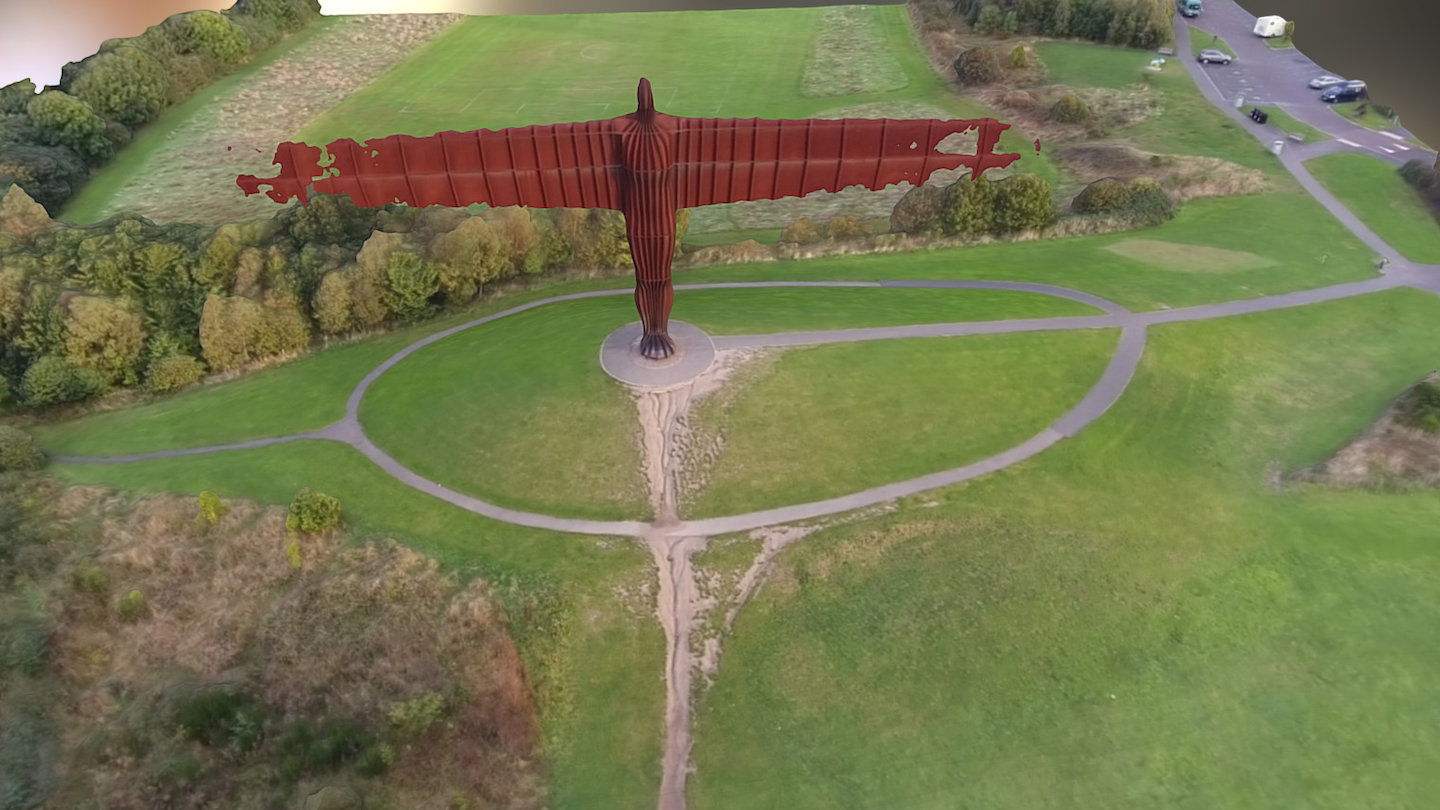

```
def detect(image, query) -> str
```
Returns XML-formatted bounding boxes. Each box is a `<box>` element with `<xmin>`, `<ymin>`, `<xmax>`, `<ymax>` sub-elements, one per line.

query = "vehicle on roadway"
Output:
<box><xmin>1197</xmin><ymin>49</ymin><xmax>1234</xmax><ymax>65</ymax></box>
<box><xmin>1321</xmin><ymin>81</ymin><xmax>1368</xmax><ymax>103</ymax></box>
<box><xmin>1178</xmin><ymin>0</ymin><xmax>1202</xmax><ymax>17</ymax></box>
<box><xmin>1309</xmin><ymin>75</ymin><xmax>1346</xmax><ymax>89</ymax></box>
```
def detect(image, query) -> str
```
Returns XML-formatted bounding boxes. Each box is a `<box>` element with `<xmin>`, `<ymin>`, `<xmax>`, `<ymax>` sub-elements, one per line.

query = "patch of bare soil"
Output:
<box><xmin>93</xmin><ymin>14</ymin><xmax>463</xmax><ymax>227</ymax></box>
<box><xmin>22</xmin><ymin>488</ymin><xmax>544</xmax><ymax>810</ymax></box>
<box><xmin>1287</xmin><ymin>375</ymin><xmax>1440</xmax><ymax>490</ymax></box>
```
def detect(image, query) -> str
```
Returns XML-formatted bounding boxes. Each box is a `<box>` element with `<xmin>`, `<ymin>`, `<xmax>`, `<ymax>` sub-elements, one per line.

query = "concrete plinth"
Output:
<box><xmin>600</xmin><ymin>321</ymin><xmax>716</xmax><ymax>389</ymax></box>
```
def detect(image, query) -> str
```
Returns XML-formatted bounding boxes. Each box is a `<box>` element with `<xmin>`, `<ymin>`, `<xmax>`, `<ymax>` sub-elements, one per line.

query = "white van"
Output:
<box><xmin>1253</xmin><ymin>16</ymin><xmax>1286</xmax><ymax>37</ymax></box>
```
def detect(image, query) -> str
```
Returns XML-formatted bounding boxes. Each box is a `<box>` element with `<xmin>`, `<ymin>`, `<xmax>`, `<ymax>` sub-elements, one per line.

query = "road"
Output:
<box><xmin>1183</xmin><ymin>0</ymin><xmax>1433</xmax><ymax>165</ymax></box>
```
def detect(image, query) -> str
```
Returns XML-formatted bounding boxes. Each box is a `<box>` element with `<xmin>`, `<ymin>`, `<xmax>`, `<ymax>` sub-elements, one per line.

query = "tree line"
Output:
<box><xmin>0</xmin><ymin>183</ymin><xmax>687</xmax><ymax>409</ymax></box>
<box><xmin>0</xmin><ymin>0</ymin><xmax>324</xmax><ymax>216</ymax></box>
<box><xmin>948</xmin><ymin>0</ymin><xmax>1176</xmax><ymax>50</ymax></box>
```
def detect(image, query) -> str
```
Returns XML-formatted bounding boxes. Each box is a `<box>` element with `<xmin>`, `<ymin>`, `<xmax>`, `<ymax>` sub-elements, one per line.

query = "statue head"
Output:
<box><xmin>636</xmin><ymin>78</ymin><xmax>655</xmax><ymax>119</ymax></box>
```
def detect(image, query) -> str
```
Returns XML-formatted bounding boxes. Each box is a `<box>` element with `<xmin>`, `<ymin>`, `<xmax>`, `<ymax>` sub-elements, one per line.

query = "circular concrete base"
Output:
<box><xmin>600</xmin><ymin>321</ymin><xmax>716</xmax><ymax>388</ymax></box>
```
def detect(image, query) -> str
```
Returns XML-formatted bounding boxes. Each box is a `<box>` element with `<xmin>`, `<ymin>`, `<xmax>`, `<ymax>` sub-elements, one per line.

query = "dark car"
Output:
<box><xmin>1321</xmin><ymin>81</ymin><xmax>1367</xmax><ymax>103</ymax></box>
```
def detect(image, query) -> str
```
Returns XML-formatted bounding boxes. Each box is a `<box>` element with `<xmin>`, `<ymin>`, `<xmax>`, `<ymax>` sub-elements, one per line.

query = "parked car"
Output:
<box><xmin>1308</xmin><ymin>75</ymin><xmax>1345</xmax><ymax>89</ymax></box>
<box><xmin>1197</xmin><ymin>49</ymin><xmax>1234</xmax><ymax>65</ymax></box>
<box><xmin>1321</xmin><ymin>81</ymin><xmax>1367</xmax><ymax>103</ymax></box>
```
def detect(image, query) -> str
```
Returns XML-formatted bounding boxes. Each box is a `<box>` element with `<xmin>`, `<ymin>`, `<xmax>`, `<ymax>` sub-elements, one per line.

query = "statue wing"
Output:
<box><xmin>669</xmin><ymin>116</ymin><xmax>1020</xmax><ymax>209</ymax></box>
<box><xmin>237</xmin><ymin>120</ymin><xmax>624</xmax><ymax>210</ymax></box>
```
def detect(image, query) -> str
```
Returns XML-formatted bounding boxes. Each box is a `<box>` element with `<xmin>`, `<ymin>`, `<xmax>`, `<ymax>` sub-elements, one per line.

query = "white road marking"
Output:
<box><xmin>1394</xmin><ymin>144</ymin><xmax>1410</xmax><ymax>151</ymax></box>
<box><xmin>1380</xmin><ymin>130</ymin><xmax>1405</xmax><ymax>141</ymax></box>
<box><xmin>1377</xmin><ymin>146</ymin><xmax>1395</xmax><ymax>154</ymax></box>
<box><xmin>1337</xmin><ymin>138</ymin><xmax>1362</xmax><ymax>148</ymax></box>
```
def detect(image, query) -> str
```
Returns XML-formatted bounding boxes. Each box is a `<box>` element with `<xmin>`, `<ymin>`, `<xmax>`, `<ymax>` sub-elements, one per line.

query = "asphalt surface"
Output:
<box><xmin>1181</xmin><ymin>0</ymin><xmax>1434</xmax><ymax>164</ymax></box>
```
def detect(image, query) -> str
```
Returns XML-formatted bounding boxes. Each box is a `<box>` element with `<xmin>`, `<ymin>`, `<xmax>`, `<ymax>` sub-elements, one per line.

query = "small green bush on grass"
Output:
<box><xmin>146</xmin><ymin>353</ymin><xmax>207</xmax><ymax>393</ymax></box>
<box><xmin>170</xmin><ymin>684</ymin><xmax>266</xmax><ymax>751</ymax></box>
<box><xmin>117</xmin><ymin>588</ymin><xmax>147</xmax><ymax>622</ymax></box>
<box><xmin>285</xmin><ymin>487</ymin><xmax>341</xmax><ymax>534</ymax></box>
<box><xmin>0</xmin><ymin>426</ymin><xmax>45</xmax><ymax>472</ymax></box>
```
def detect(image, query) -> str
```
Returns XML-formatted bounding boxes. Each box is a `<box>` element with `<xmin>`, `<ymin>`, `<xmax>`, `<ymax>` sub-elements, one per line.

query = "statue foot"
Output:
<box><xmin>639</xmin><ymin>332</ymin><xmax>676</xmax><ymax>359</ymax></box>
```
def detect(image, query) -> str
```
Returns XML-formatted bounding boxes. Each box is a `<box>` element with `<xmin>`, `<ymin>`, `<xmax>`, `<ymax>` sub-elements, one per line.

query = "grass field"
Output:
<box><xmin>1254</xmin><ymin>104</ymin><xmax>1327</xmax><ymax>143</ymax></box>
<box><xmin>45</xmin><ymin>439</ymin><xmax>665</xmax><ymax>809</ymax></box>
<box><xmin>1036</xmin><ymin>41</ymin><xmax>1290</xmax><ymax>183</ymax></box>
<box><xmin>685</xmin><ymin>329</ymin><xmax>1117</xmax><ymax>517</ymax></box>
<box><xmin>1306</xmin><ymin>152</ymin><xmax>1440</xmax><ymax>263</ymax></box>
<box><xmin>1265</xmin><ymin>35</ymin><xmax>1294</xmax><ymax>49</ymax></box>
<box><xmin>1328</xmin><ymin>100</ymin><xmax>1404</xmax><ymax>133</ymax></box>
<box><xmin>690</xmin><ymin>287</ymin><xmax>1440</xmax><ymax>809</ymax></box>
<box><xmin>1189</xmin><ymin>28</ymin><xmax>1236</xmax><ymax>60</ymax></box>
<box><xmin>58</xmin><ymin>17</ymin><xmax>346</xmax><ymax>224</ymax></box>
<box><xmin>293</xmin><ymin>5</ymin><xmax>1059</xmax><ymax>189</ymax></box>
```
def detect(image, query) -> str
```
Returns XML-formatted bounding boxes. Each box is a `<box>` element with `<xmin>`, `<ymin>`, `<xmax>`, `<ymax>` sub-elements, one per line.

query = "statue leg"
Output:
<box><xmin>635</xmin><ymin>280</ymin><xmax>675</xmax><ymax>359</ymax></box>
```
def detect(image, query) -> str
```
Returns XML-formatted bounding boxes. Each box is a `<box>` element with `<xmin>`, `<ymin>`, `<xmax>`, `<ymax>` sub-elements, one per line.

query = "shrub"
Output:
<box><xmin>890</xmin><ymin>184</ymin><xmax>948</xmax><ymax>234</ymax></box>
<box><xmin>992</xmin><ymin>174</ymin><xmax>1058</xmax><ymax>233</ymax></box>
<box><xmin>387</xmin><ymin>691</ymin><xmax>448</xmax><ymax>737</ymax></box>
<box><xmin>276</xmin><ymin>718</ymin><xmax>374</xmax><ymax>776</ymax></box>
<box><xmin>973</xmin><ymin>4</ymin><xmax>1003</xmax><ymax>34</ymax></box>
<box><xmin>1398</xmin><ymin>159</ymin><xmax>1436</xmax><ymax>190</ymax></box>
<box><xmin>953</xmin><ymin>47</ymin><xmax>1002</xmax><ymax>86</ymax></box>
<box><xmin>0</xmin><ymin>426</ymin><xmax>44</xmax><ymax>472</ymax></box>
<box><xmin>780</xmin><ymin>217</ymin><xmax>824</xmax><ymax>245</ymax></box>
<box><xmin>171</xmin><ymin>685</ymin><xmax>265</xmax><ymax>750</ymax></box>
<box><xmin>21</xmin><ymin>355</ymin><xmax>104</xmax><ymax>406</ymax></box>
<box><xmin>1124</xmin><ymin>176</ymin><xmax>1175</xmax><ymax>224</ymax></box>
<box><xmin>197</xmin><ymin>491</ymin><xmax>229</xmax><ymax>529</ymax></box>
<box><xmin>286</xmin><ymin>487</ymin><xmax>341</xmax><ymax>534</ymax></box>
<box><xmin>382</xmin><ymin>250</ymin><xmax>440</xmax><ymax>323</ymax></box>
<box><xmin>1049</xmin><ymin>93</ymin><xmax>1094</xmax><ymax>124</ymax></box>
<box><xmin>117</xmin><ymin>589</ymin><xmax>147</xmax><ymax>622</ymax></box>
<box><xmin>63</xmin><ymin>295</ymin><xmax>145</xmax><ymax>386</ymax></box>
<box><xmin>1001</xmin><ymin>10</ymin><xmax>1020</xmax><ymax>37</ymax></box>
<box><xmin>941</xmin><ymin>175</ymin><xmax>997</xmax><ymax>237</ymax></box>
<box><xmin>68</xmin><ymin>46</ymin><xmax>168</xmax><ymax>128</ymax></box>
<box><xmin>356</xmin><ymin>742</ymin><xmax>395</xmax><ymax>776</ymax></box>
<box><xmin>25</xmin><ymin>90</ymin><xmax>112</xmax><ymax>162</ymax></box>
<box><xmin>1002</xmin><ymin>89</ymin><xmax>1037</xmax><ymax>110</ymax></box>
<box><xmin>5</xmin><ymin>620</ymin><xmax>51</xmax><ymax>676</ymax></box>
<box><xmin>146</xmin><ymin>353</ymin><xmax>206</xmax><ymax>393</ymax></box>
<box><xmin>285</xmin><ymin>538</ymin><xmax>303</xmax><ymax>570</ymax></box>
<box><xmin>1071</xmin><ymin>176</ymin><xmax>1134</xmax><ymax>214</ymax></box>
<box><xmin>1403</xmin><ymin>381</ymin><xmax>1440</xmax><ymax>432</ymax></box>
<box><xmin>827</xmin><ymin>215</ymin><xmax>870</xmax><ymax>240</ymax></box>
<box><xmin>1008</xmin><ymin>44</ymin><xmax>1029</xmax><ymax>68</ymax></box>
<box><xmin>71</xmin><ymin>557</ymin><xmax>109</xmax><ymax>595</ymax></box>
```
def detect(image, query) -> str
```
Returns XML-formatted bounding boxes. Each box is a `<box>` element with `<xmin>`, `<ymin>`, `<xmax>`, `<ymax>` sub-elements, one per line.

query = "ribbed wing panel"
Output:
<box><xmin>237</xmin><ymin>120</ymin><xmax>624</xmax><ymax>210</ymax></box>
<box><xmin>670</xmin><ymin>116</ymin><xmax>1020</xmax><ymax>208</ymax></box>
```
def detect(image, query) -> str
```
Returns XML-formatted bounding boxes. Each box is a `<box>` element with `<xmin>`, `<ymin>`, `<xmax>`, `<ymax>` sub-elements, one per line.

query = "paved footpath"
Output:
<box><xmin>52</xmin><ymin>19</ymin><xmax>1440</xmax><ymax>538</ymax></box>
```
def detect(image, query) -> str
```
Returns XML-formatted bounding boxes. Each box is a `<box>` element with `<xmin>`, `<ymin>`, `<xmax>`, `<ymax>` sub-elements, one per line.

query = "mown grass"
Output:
<box><xmin>1328</xmin><ymin>100</ymin><xmax>1404</xmax><ymax>133</ymax></box>
<box><xmin>293</xmin><ymin>5</ymin><xmax>1059</xmax><ymax>190</ymax></box>
<box><xmin>1306</xmin><ymin>152</ymin><xmax>1440</xmax><ymax>263</ymax></box>
<box><xmin>1254</xmin><ymin>104</ymin><xmax>1327</xmax><ymax>143</ymax></box>
<box><xmin>58</xmin><ymin>17</ymin><xmax>346</xmax><ymax>225</ymax></box>
<box><xmin>45</xmin><ymin>440</ymin><xmax>665</xmax><ymax>810</ymax></box>
<box><xmin>690</xmin><ymin>287</ymin><xmax>1440</xmax><ymax>809</ymax></box>
<box><xmin>685</xmin><ymin>329</ymin><xmax>1117</xmax><ymax>518</ymax></box>
<box><xmin>361</xmin><ymin>288</ymin><xmax>1098</xmax><ymax>520</ymax></box>
<box><xmin>1188</xmin><ymin>28</ymin><xmax>1236</xmax><ymax>60</ymax></box>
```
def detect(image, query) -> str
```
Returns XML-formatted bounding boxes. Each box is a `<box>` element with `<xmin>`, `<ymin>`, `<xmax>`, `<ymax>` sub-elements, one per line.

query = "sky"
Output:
<box><xmin>0</xmin><ymin>0</ymin><xmax>1433</xmax><ymax>146</ymax></box>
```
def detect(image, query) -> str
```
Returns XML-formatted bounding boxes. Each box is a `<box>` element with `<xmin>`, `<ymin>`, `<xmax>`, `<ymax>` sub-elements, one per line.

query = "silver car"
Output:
<box><xmin>1309</xmin><ymin>75</ymin><xmax>1345</xmax><ymax>89</ymax></box>
<box><xmin>1197</xmin><ymin>49</ymin><xmax>1234</xmax><ymax>65</ymax></box>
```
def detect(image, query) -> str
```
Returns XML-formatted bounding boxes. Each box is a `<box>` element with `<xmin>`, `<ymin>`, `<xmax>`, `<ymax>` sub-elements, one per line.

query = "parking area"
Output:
<box><xmin>1184</xmin><ymin>0</ymin><xmax>1430</xmax><ymax>163</ymax></box>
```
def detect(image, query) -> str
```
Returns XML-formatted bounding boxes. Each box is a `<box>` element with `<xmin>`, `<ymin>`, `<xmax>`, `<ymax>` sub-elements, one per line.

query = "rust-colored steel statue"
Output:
<box><xmin>238</xmin><ymin>79</ymin><xmax>1020</xmax><ymax>358</ymax></box>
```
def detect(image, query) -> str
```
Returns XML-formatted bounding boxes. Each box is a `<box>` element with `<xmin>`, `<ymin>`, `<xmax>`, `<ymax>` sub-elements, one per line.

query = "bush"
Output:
<box><xmin>197</xmin><ymin>491</ymin><xmax>229</xmax><ymax>529</ymax></box>
<box><xmin>25</xmin><ymin>91</ymin><xmax>112</xmax><ymax>163</ymax></box>
<box><xmin>382</xmin><ymin>250</ymin><xmax>440</xmax><ymax>323</ymax></box>
<box><xmin>953</xmin><ymin>47</ymin><xmax>1002</xmax><ymax>86</ymax></box>
<box><xmin>5</xmin><ymin>620</ymin><xmax>51</xmax><ymax>677</ymax></box>
<box><xmin>145</xmin><ymin>353</ymin><xmax>206</xmax><ymax>393</ymax></box>
<box><xmin>171</xmin><ymin>685</ymin><xmax>265</xmax><ymax>750</ymax></box>
<box><xmin>286</xmin><ymin>487</ymin><xmax>341</xmax><ymax>534</ymax></box>
<box><xmin>387</xmin><ymin>691</ymin><xmax>447</xmax><ymax>737</ymax></box>
<box><xmin>0</xmin><ymin>426</ymin><xmax>45</xmax><ymax>472</ymax></box>
<box><xmin>1002</xmin><ymin>89</ymin><xmax>1037</xmax><ymax>110</ymax></box>
<box><xmin>1008</xmin><ymin>44</ymin><xmax>1029</xmax><ymax>68</ymax></box>
<box><xmin>68</xmin><ymin>46</ymin><xmax>169</xmax><ymax>128</ymax></box>
<box><xmin>890</xmin><ymin>184</ymin><xmax>948</xmax><ymax>234</ymax></box>
<box><xmin>941</xmin><ymin>175</ymin><xmax>997</xmax><ymax>237</ymax></box>
<box><xmin>20</xmin><ymin>355</ymin><xmax>104</xmax><ymax>407</ymax></box>
<box><xmin>780</xmin><ymin>217</ymin><xmax>824</xmax><ymax>245</ymax></box>
<box><xmin>1071</xmin><ymin>176</ymin><xmax>1134</xmax><ymax>214</ymax></box>
<box><xmin>1125</xmin><ymin>176</ymin><xmax>1175</xmax><ymax>225</ymax></box>
<box><xmin>1398</xmin><ymin>159</ymin><xmax>1436</xmax><ymax>191</ymax></box>
<box><xmin>973</xmin><ymin>4</ymin><xmax>1003</xmax><ymax>34</ymax></box>
<box><xmin>827</xmin><ymin>215</ymin><xmax>869</xmax><ymax>240</ymax></box>
<box><xmin>118</xmin><ymin>589</ymin><xmax>148</xmax><ymax>622</ymax></box>
<box><xmin>276</xmin><ymin>718</ymin><xmax>374</xmax><ymax>777</ymax></box>
<box><xmin>992</xmin><ymin>174</ymin><xmax>1058</xmax><ymax>233</ymax></box>
<box><xmin>356</xmin><ymin>742</ymin><xmax>395</xmax><ymax>776</ymax></box>
<box><xmin>0</xmin><ymin>143</ymin><xmax>90</xmax><ymax>215</ymax></box>
<box><xmin>285</xmin><ymin>538</ymin><xmax>303</xmax><ymax>570</ymax></box>
<box><xmin>72</xmin><ymin>557</ymin><xmax>109</xmax><ymax>596</ymax></box>
<box><xmin>1403</xmin><ymin>381</ymin><xmax>1440</xmax><ymax>432</ymax></box>
<box><xmin>1049</xmin><ymin>93</ymin><xmax>1094</xmax><ymax>124</ymax></box>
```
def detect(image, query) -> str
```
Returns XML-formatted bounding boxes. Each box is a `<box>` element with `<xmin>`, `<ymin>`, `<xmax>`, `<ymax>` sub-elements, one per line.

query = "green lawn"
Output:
<box><xmin>1265</xmin><ymin>35</ymin><xmax>1294</xmax><ymax>49</ymax></box>
<box><xmin>58</xmin><ymin>17</ymin><xmax>347</xmax><ymax>225</ymax></box>
<box><xmin>1036</xmin><ymin>41</ymin><xmax>1290</xmax><ymax>183</ymax></box>
<box><xmin>46</xmin><ymin>440</ymin><xmax>665</xmax><ymax>810</ymax></box>
<box><xmin>685</xmin><ymin>329</ymin><xmax>1117</xmax><ymax>518</ymax></box>
<box><xmin>690</xmin><ymin>287</ymin><xmax>1440</xmax><ymax>809</ymax></box>
<box><xmin>1189</xmin><ymin>28</ymin><xmax>1236</xmax><ymax>60</ymax></box>
<box><xmin>360</xmin><ymin>288</ymin><xmax>1100</xmax><ymax>520</ymax></box>
<box><xmin>1254</xmin><ymin>104</ymin><xmax>1327</xmax><ymax>143</ymax></box>
<box><xmin>293</xmin><ymin>5</ymin><xmax>1058</xmax><ymax>189</ymax></box>
<box><xmin>1328</xmin><ymin>100</ymin><xmax>1404</xmax><ymax>133</ymax></box>
<box><xmin>1306</xmin><ymin>152</ymin><xmax>1440</xmax><ymax>263</ymax></box>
